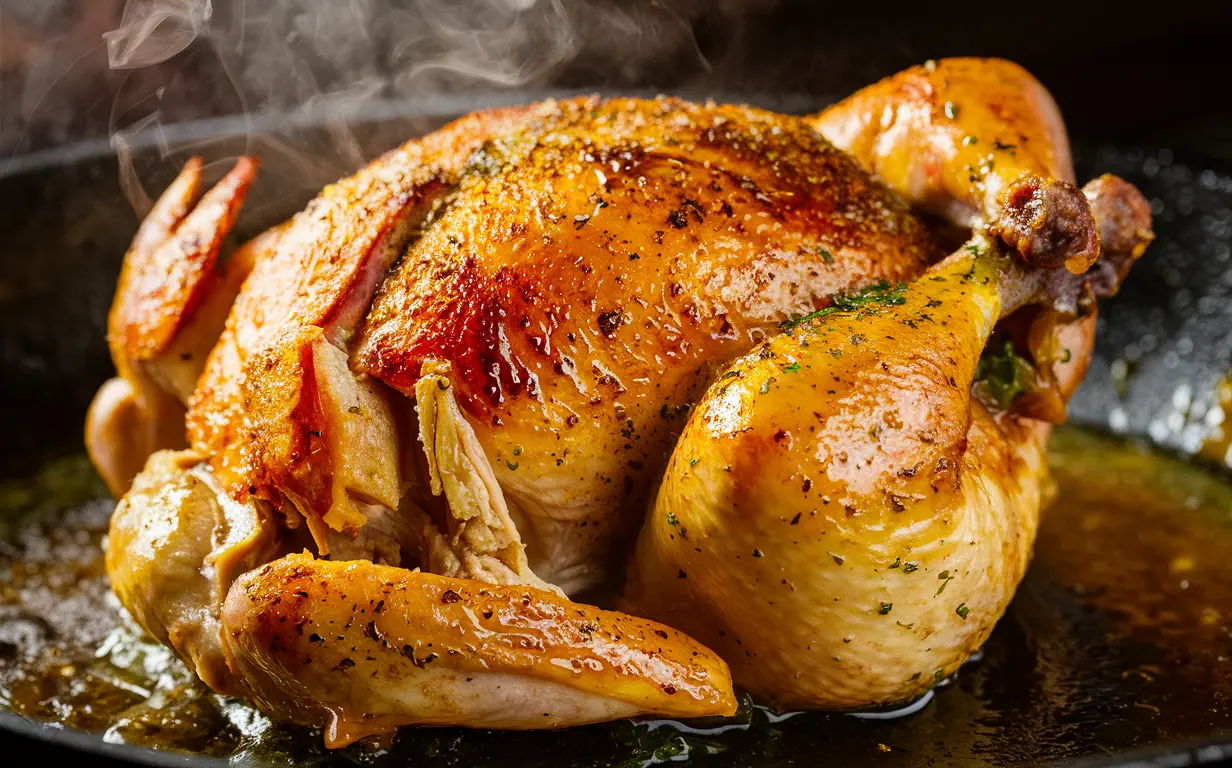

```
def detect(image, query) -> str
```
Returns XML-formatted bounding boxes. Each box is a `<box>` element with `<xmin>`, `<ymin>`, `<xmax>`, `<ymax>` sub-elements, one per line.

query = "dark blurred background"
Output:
<box><xmin>4</xmin><ymin>0</ymin><xmax>1232</xmax><ymax>169</ymax></box>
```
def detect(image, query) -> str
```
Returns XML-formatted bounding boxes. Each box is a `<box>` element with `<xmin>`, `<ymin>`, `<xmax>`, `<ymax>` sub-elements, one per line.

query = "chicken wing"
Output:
<box><xmin>85</xmin><ymin>157</ymin><xmax>265</xmax><ymax>496</ymax></box>
<box><xmin>107</xmin><ymin>455</ymin><xmax>735</xmax><ymax>745</ymax></box>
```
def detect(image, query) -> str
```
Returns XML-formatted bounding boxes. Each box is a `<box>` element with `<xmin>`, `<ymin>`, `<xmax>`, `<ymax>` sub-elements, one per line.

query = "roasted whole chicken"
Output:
<box><xmin>85</xmin><ymin>59</ymin><xmax>1152</xmax><ymax>746</ymax></box>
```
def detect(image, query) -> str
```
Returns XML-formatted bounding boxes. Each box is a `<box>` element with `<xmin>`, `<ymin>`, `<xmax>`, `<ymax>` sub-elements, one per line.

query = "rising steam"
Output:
<box><xmin>89</xmin><ymin>0</ymin><xmax>758</xmax><ymax>219</ymax></box>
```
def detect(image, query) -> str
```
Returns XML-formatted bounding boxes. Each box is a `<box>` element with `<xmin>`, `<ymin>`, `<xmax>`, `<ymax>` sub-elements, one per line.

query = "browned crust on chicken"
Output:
<box><xmin>355</xmin><ymin>96</ymin><xmax>941</xmax><ymax>418</ymax></box>
<box><xmin>109</xmin><ymin>156</ymin><xmax>258</xmax><ymax>363</ymax></box>
<box><xmin>187</xmin><ymin>105</ymin><xmax>550</xmax><ymax>507</ymax></box>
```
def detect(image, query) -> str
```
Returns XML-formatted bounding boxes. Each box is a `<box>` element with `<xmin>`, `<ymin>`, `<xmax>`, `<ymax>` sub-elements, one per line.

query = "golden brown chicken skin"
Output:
<box><xmin>354</xmin><ymin>96</ymin><xmax>940</xmax><ymax>591</ymax></box>
<box><xmin>86</xmin><ymin>158</ymin><xmax>267</xmax><ymax>497</ymax></box>
<box><xmin>225</xmin><ymin>554</ymin><xmax>735</xmax><ymax>747</ymax></box>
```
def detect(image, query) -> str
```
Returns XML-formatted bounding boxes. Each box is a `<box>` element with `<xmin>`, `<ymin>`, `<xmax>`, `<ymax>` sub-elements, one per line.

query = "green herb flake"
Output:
<box><xmin>506</xmin><ymin>460</ymin><xmax>519</xmax><ymax>471</ymax></box>
<box><xmin>878</xmin><ymin>602</ymin><xmax>893</xmax><ymax>615</ymax></box>
<box><xmin>760</xmin><ymin>379</ymin><xmax>772</xmax><ymax>395</ymax></box>
<box><xmin>782</xmin><ymin>362</ymin><xmax>801</xmax><ymax>373</ymax></box>
<box><xmin>689</xmin><ymin>457</ymin><xmax>699</xmax><ymax>467</ymax></box>
<box><xmin>934</xmin><ymin>668</ymin><xmax>945</xmax><ymax>685</ymax></box>
<box><xmin>902</xmin><ymin>561</ymin><xmax>919</xmax><ymax>574</ymax></box>
<box><xmin>944</xmin><ymin>101</ymin><xmax>960</xmax><ymax>120</ymax></box>
<box><xmin>976</xmin><ymin>340</ymin><xmax>1036</xmax><ymax>410</ymax></box>
<box><xmin>780</xmin><ymin>281</ymin><xmax>908</xmax><ymax>330</ymax></box>
<box><xmin>666</xmin><ymin>512</ymin><xmax>679</xmax><ymax>527</ymax></box>
<box><xmin>962</xmin><ymin>135</ymin><xmax>978</xmax><ymax>146</ymax></box>
<box><xmin>956</xmin><ymin>603</ymin><xmax>970</xmax><ymax>620</ymax></box>
<box><xmin>512</xmin><ymin>445</ymin><xmax>523</xmax><ymax>456</ymax></box>
<box><xmin>993</xmin><ymin>139</ymin><xmax>1018</xmax><ymax>155</ymax></box>
<box><xmin>818</xmin><ymin>247</ymin><xmax>835</xmax><ymax>264</ymax></box>
<box><xmin>889</xmin><ymin>557</ymin><xmax>902</xmax><ymax>569</ymax></box>
<box><xmin>936</xmin><ymin>570</ymin><xmax>955</xmax><ymax>596</ymax></box>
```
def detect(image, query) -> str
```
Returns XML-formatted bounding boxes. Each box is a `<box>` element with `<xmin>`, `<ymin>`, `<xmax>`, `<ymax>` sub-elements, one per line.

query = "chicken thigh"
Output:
<box><xmin>85</xmin><ymin>58</ymin><xmax>1151</xmax><ymax>743</ymax></box>
<box><xmin>621</xmin><ymin>187</ymin><xmax>1151</xmax><ymax>707</ymax></box>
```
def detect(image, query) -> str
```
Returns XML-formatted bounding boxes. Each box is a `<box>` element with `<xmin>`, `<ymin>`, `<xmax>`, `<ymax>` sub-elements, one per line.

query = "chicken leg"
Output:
<box><xmin>621</xmin><ymin>178</ymin><xmax>1152</xmax><ymax>709</ymax></box>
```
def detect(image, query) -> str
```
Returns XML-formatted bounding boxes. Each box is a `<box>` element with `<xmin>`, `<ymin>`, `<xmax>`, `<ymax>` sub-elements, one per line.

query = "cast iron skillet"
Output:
<box><xmin>2</xmin><ymin>90</ymin><xmax>1232</xmax><ymax>766</ymax></box>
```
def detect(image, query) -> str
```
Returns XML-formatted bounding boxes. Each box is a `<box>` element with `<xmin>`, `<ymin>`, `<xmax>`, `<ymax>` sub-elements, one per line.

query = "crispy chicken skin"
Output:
<box><xmin>187</xmin><ymin>105</ymin><xmax>549</xmax><ymax>545</ymax></box>
<box><xmin>355</xmin><ymin>96</ymin><xmax>941</xmax><ymax>592</ymax></box>
<box><xmin>88</xmin><ymin>59</ymin><xmax>1152</xmax><ymax>742</ymax></box>
<box><xmin>109</xmin><ymin>452</ymin><xmax>734</xmax><ymax>747</ymax></box>
<box><xmin>86</xmin><ymin>158</ymin><xmax>264</xmax><ymax>496</ymax></box>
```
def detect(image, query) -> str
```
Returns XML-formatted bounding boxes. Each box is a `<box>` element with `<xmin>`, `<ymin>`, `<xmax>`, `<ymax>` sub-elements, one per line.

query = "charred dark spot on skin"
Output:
<box><xmin>400</xmin><ymin>645</ymin><xmax>439</xmax><ymax>669</ymax></box>
<box><xmin>598</xmin><ymin>311</ymin><xmax>623</xmax><ymax>337</ymax></box>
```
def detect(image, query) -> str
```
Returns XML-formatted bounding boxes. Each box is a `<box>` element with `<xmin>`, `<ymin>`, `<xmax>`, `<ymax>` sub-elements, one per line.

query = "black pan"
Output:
<box><xmin>3</xmin><ymin>6</ymin><xmax>1232</xmax><ymax>765</ymax></box>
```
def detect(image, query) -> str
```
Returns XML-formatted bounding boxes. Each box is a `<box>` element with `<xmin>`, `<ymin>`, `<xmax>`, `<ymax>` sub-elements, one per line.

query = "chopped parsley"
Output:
<box><xmin>666</xmin><ymin>512</ymin><xmax>679</xmax><ymax>527</ymax></box>
<box><xmin>976</xmin><ymin>340</ymin><xmax>1036</xmax><ymax>410</ymax></box>
<box><xmin>506</xmin><ymin>460</ymin><xmax>519</xmax><ymax>471</ymax></box>
<box><xmin>782</xmin><ymin>362</ymin><xmax>801</xmax><ymax>373</ymax></box>
<box><xmin>689</xmin><ymin>457</ymin><xmax>699</xmax><ymax>467</ymax></box>
<box><xmin>956</xmin><ymin>603</ymin><xmax>970</xmax><ymax>620</ymax></box>
<box><xmin>902</xmin><ymin>561</ymin><xmax>919</xmax><ymax>574</ymax></box>
<box><xmin>780</xmin><ymin>281</ymin><xmax>908</xmax><ymax>330</ymax></box>
<box><xmin>879</xmin><ymin>602</ymin><xmax>893</xmax><ymax>615</ymax></box>
<box><xmin>936</xmin><ymin>570</ymin><xmax>955</xmax><ymax>596</ymax></box>
<box><xmin>818</xmin><ymin>247</ymin><xmax>835</xmax><ymax>264</ymax></box>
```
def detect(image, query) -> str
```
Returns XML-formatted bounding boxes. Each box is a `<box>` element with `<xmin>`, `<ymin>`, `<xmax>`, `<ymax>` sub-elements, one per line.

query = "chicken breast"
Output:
<box><xmin>353</xmin><ymin>96</ymin><xmax>940</xmax><ymax>592</ymax></box>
